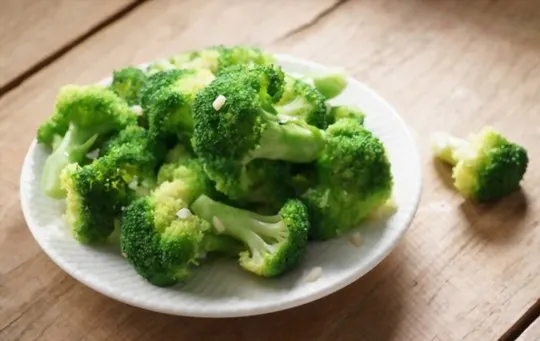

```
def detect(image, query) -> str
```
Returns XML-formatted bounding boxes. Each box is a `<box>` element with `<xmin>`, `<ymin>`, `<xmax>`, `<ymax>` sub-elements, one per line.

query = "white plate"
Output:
<box><xmin>19</xmin><ymin>54</ymin><xmax>422</xmax><ymax>318</ymax></box>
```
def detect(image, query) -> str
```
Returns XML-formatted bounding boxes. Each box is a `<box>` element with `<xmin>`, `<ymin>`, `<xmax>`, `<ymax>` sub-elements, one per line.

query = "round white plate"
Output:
<box><xmin>20</xmin><ymin>54</ymin><xmax>422</xmax><ymax>318</ymax></box>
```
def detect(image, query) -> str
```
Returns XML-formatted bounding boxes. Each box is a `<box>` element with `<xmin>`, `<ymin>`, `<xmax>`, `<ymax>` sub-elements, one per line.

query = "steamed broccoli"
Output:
<box><xmin>191</xmin><ymin>194</ymin><xmax>309</xmax><ymax>277</ymax></box>
<box><xmin>167</xmin><ymin>45</ymin><xmax>275</xmax><ymax>75</ymax></box>
<box><xmin>274</xmin><ymin>75</ymin><xmax>328</xmax><ymax>129</ymax></box>
<box><xmin>140</xmin><ymin>68</ymin><xmax>215</xmax><ymax>147</ymax></box>
<box><xmin>431</xmin><ymin>127</ymin><xmax>528</xmax><ymax>201</ymax></box>
<box><xmin>192</xmin><ymin>64</ymin><xmax>325</xmax><ymax>199</ymax></box>
<box><xmin>38</xmin><ymin>85</ymin><xmax>138</xmax><ymax>199</ymax></box>
<box><xmin>60</xmin><ymin>125</ymin><xmax>156</xmax><ymax>244</ymax></box>
<box><xmin>121</xmin><ymin>181</ymin><xmax>242</xmax><ymax>286</ymax></box>
<box><xmin>61</xmin><ymin>134</ymin><xmax>155</xmax><ymax>244</ymax></box>
<box><xmin>300</xmin><ymin>118</ymin><xmax>393</xmax><ymax>240</ymax></box>
<box><xmin>311</xmin><ymin>69</ymin><xmax>348</xmax><ymax>100</ymax></box>
<box><xmin>327</xmin><ymin>105</ymin><xmax>365</xmax><ymax>126</ymax></box>
<box><xmin>110</xmin><ymin>67</ymin><xmax>147</xmax><ymax>105</ymax></box>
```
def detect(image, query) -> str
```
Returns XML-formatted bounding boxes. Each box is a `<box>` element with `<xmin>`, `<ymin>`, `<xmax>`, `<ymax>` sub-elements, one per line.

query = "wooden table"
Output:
<box><xmin>1</xmin><ymin>0</ymin><xmax>539</xmax><ymax>340</ymax></box>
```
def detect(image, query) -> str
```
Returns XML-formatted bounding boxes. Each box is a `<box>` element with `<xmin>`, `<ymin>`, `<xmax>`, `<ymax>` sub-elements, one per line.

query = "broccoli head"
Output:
<box><xmin>191</xmin><ymin>194</ymin><xmax>309</xmax><ymax>277</ymax></box>
<box><xmin>167</xmin><ymin>45</ymin><xmax>275</xmax><ymax>75</ymax></box>
<box><xmin>311</xmin><ymin>68</ymin><xmax>348</xmax><ymax>100</ymax></box>
<box><xmin>110</xmin><ymin>67</ymin><xmax>147</xmax><ymax>105</ymax></box>
<box><xmin>61</xmin><ymin>126</ymin><xmax>156</xmax><ymax>244</ymax></box>
<box><xmin>431</xmin><ymin>127</ymin><xmax>528</xmax><ymax>201</ymax></box>
<box><xmin>326</xmin><ymin>105</ymin><xmax>365</xmax><ymax>126</ymax></box>
<box><xmin>274</xmin><ymin>75</ymin><xmax>328</xmax><ymax>129</ymax></box>
<box><xmin>38</xmin><ymin>85</ymin><xmax>138</xmax><ymax>199</ymax></box>
<box><xmin>192</xmin><ymin>64</ymin><xmax>325</xmax><ymax>199</ymax></box>
<box><xmin>140</xmin><ymin>68</ymin><xmax>215</xmax><ymax>146</ymax></box>
<box><xmin>121</xmin><ymin>180</ymin><xmax>242</xmax><ymax>286</ymax></box>
<box><xmin>301</xmin><ymin>118</ymin><xmax>393</xmax><ymax>240</ymax></box>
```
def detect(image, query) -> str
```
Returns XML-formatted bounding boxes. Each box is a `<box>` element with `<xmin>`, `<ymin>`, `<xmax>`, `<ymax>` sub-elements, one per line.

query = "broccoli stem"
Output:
<box><xmin>249</xmin><ymin>112</ymin><xmax>325</xmax><ymax>163</ymax></box>
<box><xmin>202</xmin><ymin>234</ymin><xmax>244</xmax><ymax>257</ymax></box>
<box><xmin>41</xmin><ymin>125</ymin><xmax>97</xmax><ymax>199</ymax></box>
<box><xmin>431</xmin><ymin>132</ymin><xmax>468</xmax><ymax>166</ymax></box>
<box><xmin>191</xmin><ymin>195</ymin><xmax>283</xmax><ymax>253</ymax></box>
<box><xmin>312</xmin><ymin>70</ymin><xmax>348</xmax><ymax>99</ymax></box>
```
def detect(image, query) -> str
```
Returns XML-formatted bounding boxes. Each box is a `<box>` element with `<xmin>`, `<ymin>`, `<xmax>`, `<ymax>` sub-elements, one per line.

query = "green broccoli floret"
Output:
<box><xmin>326</xmin><ymin>105</ymin><xmax>365</xmax><ymax>126</ymax></box>
<box><xmin>166</xmin><ymin>45</ymin><xmax>275</xmax><ymax>75</ymax></box>
<box><xmin>110</xmin><ymin>67</ymin><xmax>147</xmax><ymax>105</ymax></box>
<box><xmin>121</xmin><ymin>180</ymin><xmax>242</xmax><ymax>287</ymax></box>
<box><xmin>140</xmin><ymin>68</ymin><xmax>215</xmax><ymax>145</ymax></box>
<box><xmin>274</xmin><ymin>75</ymin><xmax>328</xmax><ymax>129</ymax></box>
<box><xmin>311</xmin><ymin>69</ymin><xmax>348</xmax><ymax>100</ymax></box>
<box><xmin>301</xmin><ymin>118</ymin><xmax>393</xmax><ymax>240</ymax></box>
<box><xmin>61</xmin><ymin>133</ymin><xmax>155</xmax><ymax>244</ymax></box>
<box><xmin>192</xmin><ymin>64</ymin><xmax>325</xmax><ymax>199</ymax></box>
<box><xmin>38</xmin><ymin>85</ymin><xmax>138</xmax><ymax>199</ymax></box>
<box><xmin>191</xmin><ymin>194</ymin><xmax>309</xmax><ymax>277</ymax></box>
<box><xmin>431</xmin><ymin>127</ymin><xmax>528</xmax><ymax>201</ymax></box>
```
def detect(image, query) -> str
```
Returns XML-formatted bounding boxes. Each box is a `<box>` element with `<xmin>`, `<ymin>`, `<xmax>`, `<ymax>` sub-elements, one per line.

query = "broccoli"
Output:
<box><xmin>431</xmin><ymin>127</ymin><xmax>528</xmax><ymax>201</ymax></box>
<box><xmin>274</xmin><ymin>75</ymin><xmax>328</xmax><ymax>129</ymax></box>
<box><xmin>61</xmin><ymin>126</ymin><xmax>156</xmax><ymax>244</ymax></box>
<box><xmin>326</xmin><ymin>105</ymin><xmax>365</xmax><ymax>126</ymax></box>
<box><xmin>301</xmin><ymin>118</ymin><xmax>393</xmax><ymax>240</ymax></box>
<box><xmin>192</xmin><ymin>64</ymin><xmax>325</xmax><ymax>199</ymax></box>
<box><xmin>191</xmin><ymin>194</ymin><xmax>309</xmax><ymax>277</ymax></box>
<box><xmin>38</xmin><ymin>85</ymin><xmax>138</xmax><ymax>199</ymax></box>
<box><xmin>110</xmin><ymin>67</ymin><xmax>147</xmax><ymax>105</ymax></box>
<box><xmin>121</xmin><ymin>181</ymin><xmax>243</xmax><ymax>287</ymax></box>
<box><xmin>167</xmin><ymin>45</ymin><xmax>275</xmax><ymax>75</ymax></box>
<box><xmin>139</xmin><ymin>68</ymin><xmax>215</xmax><ymax>147</ymax></box>
<box><xmin>311</xmin><ymin>69</ymin><xmax>348</xmax><ymax>100</ymax></box>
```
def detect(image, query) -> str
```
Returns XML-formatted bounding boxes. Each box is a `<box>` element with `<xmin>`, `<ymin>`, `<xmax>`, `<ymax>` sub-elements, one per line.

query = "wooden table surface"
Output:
<box><xmin>1</xmin><ymin>0</ymin><xmax>539</xmax><ymax>340</ymax></box>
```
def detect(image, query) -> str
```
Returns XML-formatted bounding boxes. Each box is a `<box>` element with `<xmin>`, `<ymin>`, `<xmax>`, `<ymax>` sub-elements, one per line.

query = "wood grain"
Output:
<box><xmin>1</xmin><ymin>0</ymin><xmax>539</xmax><ymax>340</ymax></box>
<box><xmin>0</xmin><ymin>0</ymin><xmax>135</xmax><ymax>90</ymax></box>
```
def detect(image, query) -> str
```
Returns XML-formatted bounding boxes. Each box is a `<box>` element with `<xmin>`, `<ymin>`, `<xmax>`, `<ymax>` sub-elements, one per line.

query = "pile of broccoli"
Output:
<box><xmin>48</xmin><ymin>44</ymin><xmax>530</xmax><ymax>288</ymax></box>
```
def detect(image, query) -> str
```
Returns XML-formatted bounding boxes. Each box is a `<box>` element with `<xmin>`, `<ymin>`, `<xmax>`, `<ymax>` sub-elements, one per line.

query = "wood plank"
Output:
<box><xmin>0</xmin><ymin>0</ymin><xmax>135</xmax><ymax>90</ymax></box>
<box><xmin>519</xmin><ymin>317</ymin><xmax>540</xmax><ymax>341</ymax></box>
<box><xmin>1</xmin><ymin>0</ymin><xmax>539</xmax><ymax>340</ymax></box>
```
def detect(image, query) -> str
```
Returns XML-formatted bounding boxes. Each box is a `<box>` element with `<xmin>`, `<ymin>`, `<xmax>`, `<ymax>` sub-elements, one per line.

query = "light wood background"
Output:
<box><xmin>1</xmin><ymin>0</ymin><xmax>539</xmax><ymax>340</ymax></box>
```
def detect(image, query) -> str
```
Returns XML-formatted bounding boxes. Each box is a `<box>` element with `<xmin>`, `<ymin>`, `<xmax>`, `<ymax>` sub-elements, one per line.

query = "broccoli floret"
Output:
<box><xmin>274</xmin><ymin>75</ymin><xmax>328</xmax><ymax>129</ymax></box>
<box><xmin>156</xmin><ymin>145</ymin><xmax>212</xmax><ymax>203</ymax></box>
<box><xmin>301</xmin><ymin>118</ymin><xmax>393</xmax><ymax>240</ymax></box>
<box><xmin>192</xmin><ymin>64</ymin><xmax>325</xmax><ymax>199</ymax></box>
<box><xmin>191</xmin><ymin>195</ymin><xmax>309</xmax><ymax>277</ymax></box>
<box><xmin>311</xmin><ymin>69</ymin><xmax>348</xmax><ymax>100</ymax></box>
<box><xmin>121</xmin><ymin>180</ymin><xmax>242</xmax><ymax>287</ymax></box>
<box><xmin>61</xmin><ymin>134</ymin><xmax>155</xmax><ymax>244</ymax></box>
<box><xmin>167</xmin><ymin>45</ymin><xmax>275</xmax><ymax>75</ymax></box>
<box><xmin>38</xmin><ymin>85</ymin><xmax>137</xmax><ymax>199</ymax></box>
<box><xmin>327</xmin><ymin>105</ymin><xmax>365</xmax><ymax>126</ymax></box>
<box><xmin>140</xmin><ymin>69</ymin><xmax>215</xmax><ymax>146</ymax></box>
<box><xmin>110</xmin><ymin>67</ymin><xmax>147</xmax><ymax>105</ymax></box>
<box><xmin>431</xmin><ymin>127</ymin><xmax>528</xmax><ymax>201</ymax></box>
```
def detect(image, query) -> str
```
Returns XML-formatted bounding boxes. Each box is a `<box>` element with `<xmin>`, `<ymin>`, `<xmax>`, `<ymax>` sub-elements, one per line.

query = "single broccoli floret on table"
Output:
<box><xmin>274</xmin><ymin>75</ymin><xmax>328</xmax><ymax>129</ymax></box>
<box><xmin>301</xmin><ymin>118</ymin><xmax>393</xmax><ymax>240</ymax></box>
<box><xmin>191</xmin><ymin>194</ymin><xmax>309</xmax><ymax>277</ymax></box>
<box><xmin>121</xmin><ymin>179</ymin><xmax>242</xmax><ymax>287</ymax></box>
<box><xmin>110</xmin><ymin>67</ymin><xmax>147</xmax><ymax>105</ymax></box>
<box><xmin>61</xmin><ymin>132</ymin><xmax>156</xmax><ymax>244</ymax></box>
<box><xmin>311</xmin><ymin>68</ymin><xmax>348</xmax><ymax>100</ymax></box>
<box><xmin>326</xmin><ymin>105</ymin><xmax>365</xmax><ymax>126</ymax></box>
<box><xmin>140</xmin><ymin>68</ymin><xmax>215</xmax><ymax>148</ymax></box>
<box><xmin>37</xmin><ymin>85</ymin><xmax>137</xmax><ymax>199</ymax></box>
<box><xmin>192</xmin><ymin>64</ymin><xmax>325</xmax><ymax>200</ymax></box>
<box><xmin>431</xmin><ymin>127</ymin><xmax>528</xmax><ymax>201</ymax></box>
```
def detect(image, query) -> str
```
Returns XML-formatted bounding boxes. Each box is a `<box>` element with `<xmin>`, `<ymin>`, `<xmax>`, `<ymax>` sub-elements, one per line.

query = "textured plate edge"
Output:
<box><xmin>18</xmin><ymin>53</ymin><xmax>423</xmax><ymax>318</ymax></box>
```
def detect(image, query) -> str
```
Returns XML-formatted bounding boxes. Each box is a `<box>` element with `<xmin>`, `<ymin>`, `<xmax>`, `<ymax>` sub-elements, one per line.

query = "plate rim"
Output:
<box><xmin>19</xmin><ymin>53</ymin><xmax>422</xmax><ymax>318</ymax></box>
